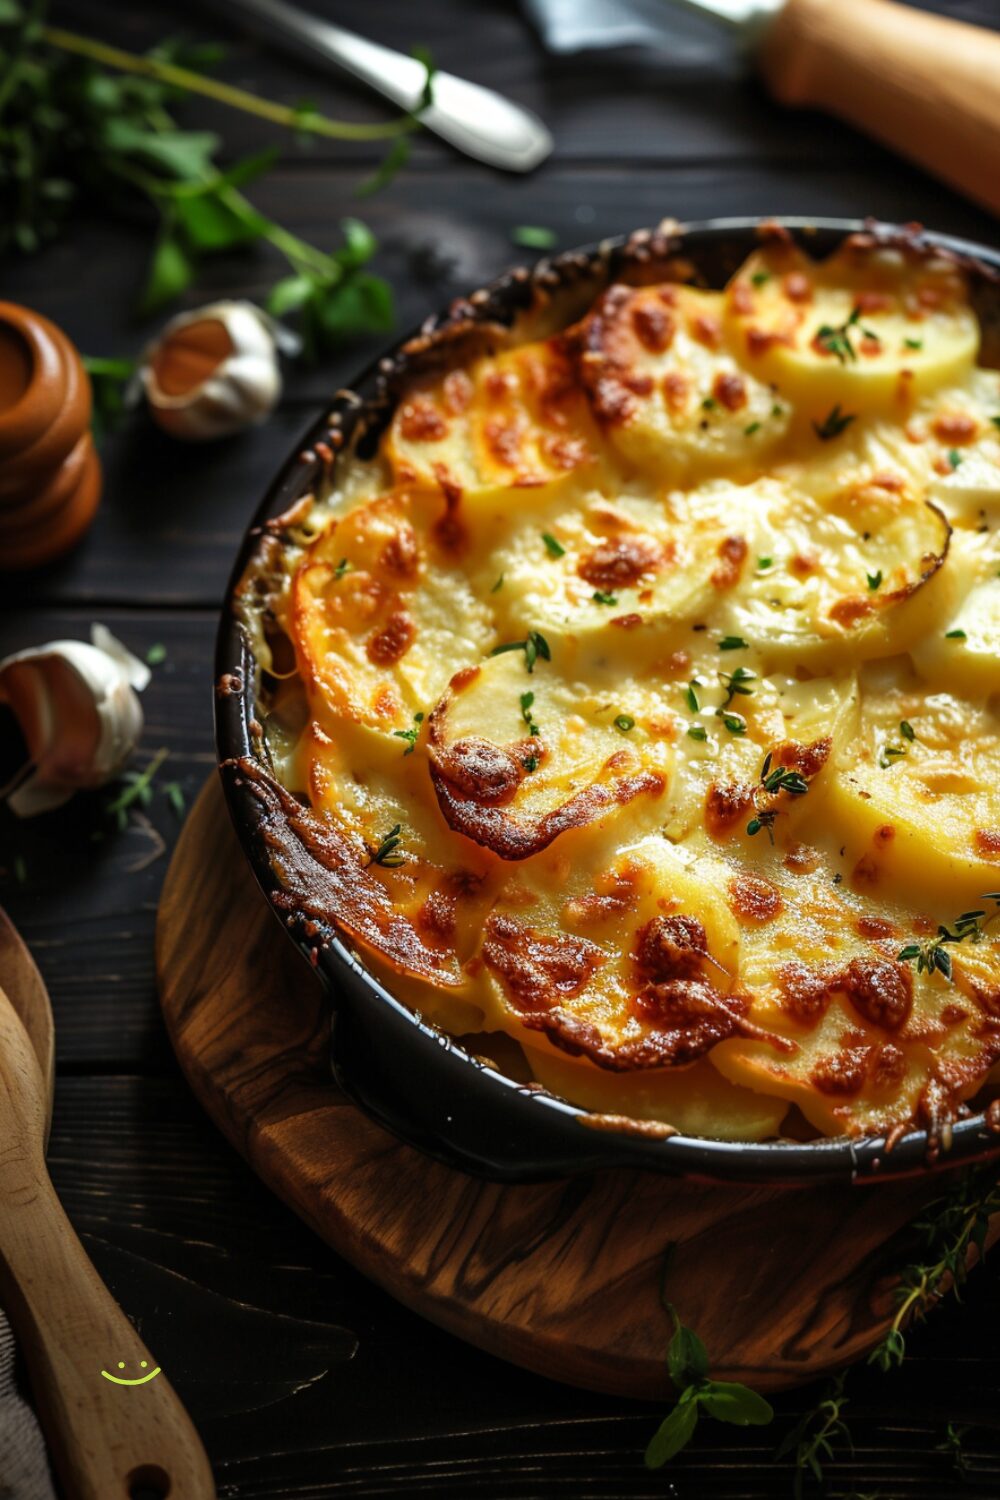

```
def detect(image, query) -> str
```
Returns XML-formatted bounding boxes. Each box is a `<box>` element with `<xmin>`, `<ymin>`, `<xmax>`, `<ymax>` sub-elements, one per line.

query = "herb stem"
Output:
<box><xmin>39</xmin><ymin>26</ymin><xmax>422</xmax><ymax>142</ymax></box>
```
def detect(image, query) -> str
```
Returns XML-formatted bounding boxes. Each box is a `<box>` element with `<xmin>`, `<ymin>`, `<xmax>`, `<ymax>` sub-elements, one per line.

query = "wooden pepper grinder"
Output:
<box><xmin>0</xmin><ymin>302</ymin><xmax>102</xmax><ymax>572</ymax></box>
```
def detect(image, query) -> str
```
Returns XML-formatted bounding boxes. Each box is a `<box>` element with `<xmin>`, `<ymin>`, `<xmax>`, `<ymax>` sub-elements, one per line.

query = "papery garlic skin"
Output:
<box><xmin>0</xmin><ymin>626</ymin><xmax>147</xmax><ymax>817</ymax></box>
<box><xmin>140</xmin><ymin>301</ymin><xmax>297</xmax><ymax>442</ymax></box>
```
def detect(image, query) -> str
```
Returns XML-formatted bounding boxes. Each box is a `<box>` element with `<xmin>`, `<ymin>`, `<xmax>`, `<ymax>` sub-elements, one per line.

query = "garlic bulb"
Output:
<box><xmin>0</xmin><ymin>624</ymin><xmax>149</xmax><ymax>818</ymax></box>
<box><xmin>139</xmin><ymin>300</ymin><xmax>300</xmax><ymax>442</ymax></box>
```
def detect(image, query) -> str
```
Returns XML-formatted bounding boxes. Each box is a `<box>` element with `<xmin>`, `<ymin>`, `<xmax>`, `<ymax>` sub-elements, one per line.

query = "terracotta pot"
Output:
<box><xmin>0</xmin><ymin>303</ymin><xmax>101</xmax><ymax>570</ymax></box>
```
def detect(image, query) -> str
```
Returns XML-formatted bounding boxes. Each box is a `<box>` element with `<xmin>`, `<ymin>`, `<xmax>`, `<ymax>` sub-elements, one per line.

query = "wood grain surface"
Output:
<box><xmin>2</xmin><ymin>0</ymin><xmax>999</xmax><ymax>1493</ymax></box>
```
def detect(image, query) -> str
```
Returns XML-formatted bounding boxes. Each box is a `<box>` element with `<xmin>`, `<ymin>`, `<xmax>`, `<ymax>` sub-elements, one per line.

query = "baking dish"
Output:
<box><xmin>216</xmin><ymin>215</ymin><xmax>1000</xmax><ymax>1184</ymax></box>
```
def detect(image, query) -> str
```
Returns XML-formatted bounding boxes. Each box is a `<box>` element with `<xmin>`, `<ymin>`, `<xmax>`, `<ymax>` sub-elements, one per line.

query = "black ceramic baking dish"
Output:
<box><xmin>216</xmin><ymin>215</ymin><xmax>1000</xmax><ymax>1186</ymax></box>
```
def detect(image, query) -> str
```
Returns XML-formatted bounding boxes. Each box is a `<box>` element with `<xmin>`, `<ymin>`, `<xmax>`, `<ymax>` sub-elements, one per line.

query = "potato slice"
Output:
<box><xmin>475</xmin><ymin>835</ymin><xmax>791</xmax><ymax>1073</ymax></box>
<box><xmin>477</xmin><ymin>483</ymin><xmax>760</xmax><ymax>676</ymax></box>
<box><xmin>290</xmin><ymin>489</ymin><xmax>494</xmax><ymax>729</ymax></box>
<box><xmin>385</xmin><ymin>337</ymin><xmax>606</xmax><ymax>501</ymax></box>
<box><xmin>529</xmin><ymin>1046</ymin><xmax>788</xmax><ymax>1140</ymax></box>
<box><xmin>708</xmin><ymin>855</ymin><xmax>1000</xmax><ymax>1137</ymax></box>
<box><xmin>814</xmin><ymin>664</ymin><xmax>1000</xmax><ymax>909</ymax></box>
<box><xmin>720</xmin><ymin>470</ymin><xmax>953</xmax><ymax>670</ymax></box>
<box><xmin>568</xmin><ymin>282</ymin><xmax>790</xmax><ymax>483</ymax></box>
<box><xmin>910</xmin><ymin>530</ymin><xmax>1000</xmax><ymax>697</ymax></box>
<box><xmin>425</xmin><ymin>651</ymin><xmax>672</xmax><ymax>860</ymax></box>
<box><xmin>723</xmin><ymin>242</ymin><xmax>979</xmax><ymax>418</ymax></box>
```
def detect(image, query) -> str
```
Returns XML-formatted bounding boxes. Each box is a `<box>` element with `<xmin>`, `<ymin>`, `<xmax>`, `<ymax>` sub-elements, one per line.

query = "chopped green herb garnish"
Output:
<box><xmin>145</xmin><ymin>643</ymin><xmax>167</xmax><ymax>666</ymax></box>
<box><xmin>614</xmin><ymin>714</ymin><xmax>635</xmax><ymax>733</ymax></box>
<box><xmin>867</xmin><ymin>570</ymin><xmax>883</xmax><ymax>591</ymax></box>
<box><xmin>897</xmin><ymin>897</ymin><xmax>1000</xmax><ymax>981</ymax></box>
<box><xmin>104</xmin><ymin>747</ymin><xmax>169</xmax><ymax>831</ymax></box>
<box><xmin>491</xmin><ymin>572</ymin><xmax>505</xmax><ymax>593</ymax></box>
<box><xmin>522</xmin><ymin>753</ymin><xmax>539</xmax><ymax>772</ymax></box>
<box><xmin>813</xmin><ymin>404</ymin><xmax>856</xmax><ymax>441</ymax></box>
<box><xmin>879</xmin><ymin>744</ymin><xmax>906</xmax><ymax>768</ymax></box>
<box><xmin>945</xmin><ymin>628</ymin><xmax>967</xmax><ymax>640</ymax></box>
<box><xmin>370</xmin><ymin>823</ymin><xmax>405</xmax><ymax>867</ymax></box>
<box><xmin>900</xmin><ymin>720</ymin><xmax>915</xmax><ymax>742</ymax></box>
<box><xmin>948</xmin><ymin>448</ymin><xmax>962</xmax><ymax>470</ymax></box>
<box><xmin>771</xmin><ymin>403</ymin><xmax>783</xmax><ymax>418</ymax></box>
<box><xmin>511</xmin><ymin>224</ymin><xmax>557</xmax><ymax>250</ymax></box>
<box><xmin>592</xmin><ymin>590</ymin><xmax>618</xmax><ymax>606</ymax></box>
<box><xmin>687</xmin><ymin>724</ymin><xmax>708</xmax><ymax>742</ymax></box>
<box><xmin>393</xmin><ymin>711</ymin><xmax>425</xmax><ymax>755</ymax></box>
<box><xmin>991</xmin><ymin>416</ymin><xmax>1000</xmax><ymax>431</ymax></box>
<box><xmin>718</xmin><ymin>636</ymin><xmax>748</xmax><ymax>651</ymax></box>
<box><xmin>757</xmin><ymin>556</ymin><xmax>773</xmax><ymax>571</ymax></box>
<box><xmin>541</xmin><ymin>531</ymin><xmax>566</xmax><ymax>558</ymax></box>
<box><xmin>520</xmin><ymin>691</ymin><xmax>540</xmax><ymax>737</ymax></box>
<box><xmin>746</xmin><ymin>753</ymin><xmax>809</xmax><ymax>843</ymax></box>
<box><xmin>904</xmin><ymin>337</ymin><xmax>923</xmax><ymax>350</ymax></box>
<box><xmin>719</xmin><ymin>666</ymin><xmax>756</xmax><ymax>706</ymax></box>
<box><xmin>164</xmin><ymin>781</ymin><xmax>186</xmax><ymax>817</ymax></box>
<box><xmin>814</xmin><ymin>306</ymin><xmax>862</xmax><ymax>364</ymax></box>
<box><xmin>490</xmin><ymin>630</ymin><xmax>551</xmax><ymax>673</ymax></box>
<box><xmin>719</xmin><ymin>711</ymin><xmax>747</xmax><ymax>736</ymax></box>
<box><xmin>744</xmin><ymin>421</ymin><xmax>761</xmax><ymax>436</ymax></box>
<box><xmin>334</xmin><ymin>557</ymin><xmax>352</xmax><ymax>580</ymax></box>
<box><xmin>684</xmin><ymin>682</ymin><xmax>700</xmax><ymax>713</ymax></box>
<box><xmin>750</xmin><ymin>271</ymin><xmax>770</xmax><ymax>287</ymax></box>
<box><xmin>701</xmin><ymin>397</ymin><xmax>717</xmax><ymax>412</ymax></box>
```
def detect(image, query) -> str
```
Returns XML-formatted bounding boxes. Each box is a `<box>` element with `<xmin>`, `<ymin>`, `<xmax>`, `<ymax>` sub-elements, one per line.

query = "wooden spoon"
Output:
<box><xmin>0</xmin><ymin>912</ymin><xmax>216</xmax><ymax>1500</ymax></box>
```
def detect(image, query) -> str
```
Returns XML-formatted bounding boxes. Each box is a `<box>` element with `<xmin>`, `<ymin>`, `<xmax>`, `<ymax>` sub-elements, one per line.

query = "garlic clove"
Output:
<box><xmin>0</xmin><ymin>625</ymin><xmax>147</xmax><ymax>817</ymax></box>
<box><xmin>139</xmin><ymin>300</ymin><xmax>298</xmax><ymax>442</ymax></box>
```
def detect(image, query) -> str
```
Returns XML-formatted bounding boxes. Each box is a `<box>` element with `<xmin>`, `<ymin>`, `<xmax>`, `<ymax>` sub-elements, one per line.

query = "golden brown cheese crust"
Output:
<box><xmin>236</xmin><ymin>233</ymin><xmax>1000</xmax><ymax>1145</ymax></box>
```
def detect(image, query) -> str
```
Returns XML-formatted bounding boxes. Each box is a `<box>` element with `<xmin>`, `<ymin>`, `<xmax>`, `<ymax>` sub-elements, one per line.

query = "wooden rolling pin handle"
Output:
<box><xmin>757</xmin><ymin>0</ymin><xmax>1000</xmax><ymax>217</ymax></box>
<box><xmin>0</xmin><ymin>992</ymin><xmax>216</xmax><ymax>1500</ymax></box>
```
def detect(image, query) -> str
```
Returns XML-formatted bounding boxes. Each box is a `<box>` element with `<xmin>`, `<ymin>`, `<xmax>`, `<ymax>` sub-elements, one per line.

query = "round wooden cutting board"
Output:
<box><xmin>156</xmin><ymin>777</ymin><xmax>999</xmax><ymax>1399</ymax></box>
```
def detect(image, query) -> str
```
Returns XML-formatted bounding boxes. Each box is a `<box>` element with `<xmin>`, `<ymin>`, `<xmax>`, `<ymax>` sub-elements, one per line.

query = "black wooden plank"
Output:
<box><xmin>43</xmin><ymin>1073</ymin><xmax>1000</xmax><ymax>1499</ymax></box>
<box><xmin>3</xmin><ymin>161</ymin><xmax>996</xmax><ymax>610</ymax></box>
<box><xmin>0</xmin><ymin>610</ymin><xmax>215</xmax><ymax>1070</ymax></box>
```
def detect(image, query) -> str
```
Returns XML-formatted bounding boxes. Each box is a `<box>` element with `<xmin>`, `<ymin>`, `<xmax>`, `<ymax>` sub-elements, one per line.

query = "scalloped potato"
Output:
<box><xmin>239</xmin><ymin>234</ymin><xmax>1000</xmax><ymax>1145</ymax></box>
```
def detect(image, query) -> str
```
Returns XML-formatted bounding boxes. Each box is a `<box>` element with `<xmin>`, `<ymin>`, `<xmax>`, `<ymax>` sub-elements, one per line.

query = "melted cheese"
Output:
<box><xmin>240</xmin><ymin>236</ymin><xmax>1000</xmax><ymax>1144</ymax></box>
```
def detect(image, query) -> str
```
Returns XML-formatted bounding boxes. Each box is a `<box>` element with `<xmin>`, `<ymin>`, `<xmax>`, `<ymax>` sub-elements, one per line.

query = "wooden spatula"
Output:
<box><xmin>0</xmin><ymin>914</ymin><xmax>216</xmax><ymax>1500</ymax></box>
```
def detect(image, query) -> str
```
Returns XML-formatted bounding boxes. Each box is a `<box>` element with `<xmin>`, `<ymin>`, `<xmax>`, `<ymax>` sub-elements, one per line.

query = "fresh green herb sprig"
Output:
<box><xmin>393</xmin><ymin>711</ymin><xmax>424</xmax><ymax>755</ymax></box>
<box><xmin>896</xmin><ymin>893</ymin><xmax>1000</xmax><ymax>981</ymax></box>
<box><xmin>719</xmin><ymin>665</ymin><xmax>756</xmax><ymax>708</ymax></box>
<box><xmin>103</xmin><ymin>746</ymin><xmax>169</xmax><ymax>830</ymax></box>
<box><xmin>541</xmin><ymin>531</ymin><xmax>565</xmax><ymax>558</ymax></box>
<box><xmin>592</xmin><ymin>589</ymin><xmax>617</xmax><ymax>606</ymax></box>
<box><xmin>776</xmin><ymin>1374</ymin><xmax>851</xmax><ymax>1500</ymax></box>
<box><xmin>520</xmin><ymin>691</ymin><xmax>540</xmax><ymax>737</ymax></box>
<box><xmin>935</xmin><ymin>1422</ymin><xmax>973</xmax><ymax>1477</ymax></box>
<box><xmin>813</xmin><ymin>404</ymin><xmax>856</xmax><ymax>441</ymax></box>
<box><xmin>369</xmin><ymin>823</ymin><xmax>406</xmax><ymax>867</ymax></box>
<box><xmin>867</xmin><ymin>1165</ymin><xmax>1000</xmax><ymax>1373</ymax></box>
<box><xmin>814</xmin><ymin>305</ymin><xmax>879</xmax><ymax>365</ymax></box>
<box><xmin>490</xmin><ymin>630</ymin><xmax>551</xmax><ymax>674</ymax></box>
<box><xmin>0</xmin><ymin>7</ymin><xmax>431</xmax><ymax>354</ymax></box>
<box><xmin>83</xmin><ymin>354</ymin><xmax>135</xmax><ymax>441</ymax></box>
<box><xmin>746</xmin><ymin>752</ymin><xmax>809</xmax><ymax>843</ymax></box>
<box><xmin>645</xmin><ymin>1296</ymin><xmax>773</xmax><ymax>1470</ymax></box>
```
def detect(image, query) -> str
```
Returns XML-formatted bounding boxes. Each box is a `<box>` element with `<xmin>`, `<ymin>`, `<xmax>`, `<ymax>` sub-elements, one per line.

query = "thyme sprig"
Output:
<box><xmin>103</xmin><ymin>746</ymin><xmax>169</xmax><ymax>829</ymax></box>
<box><xmin>747</xmin><ymin>751</ymin><xmax>809</xmax><ymax>843</ymax></box>
<box><xmin>897</xmin><ymin>894</ymin><xmax>1000</xmax><ymax>981</ymax></box>
<box><xmin>369</xmin><ymin>823</ymin><xmax>406</xmax><ymax>867</ymax></box>
<box><xmin>490</xmin><ymin>630</ymin><xmax>551</xmax><ymax>674</ymax></box>
<box><xmin>520</xmin><ymin>691</ymin><xmax>540</xmax><ymax>737</ymax></box>
<box><xmin>868</xmin><ymin>1164</ymin><xmax>1000</xmax><ymax>1372</ymax></box>
<box><xmin>813</xmin><ymin>404</ymin><xmax>856</xmax><ymax>441</ymax></box>
<box><xmin>775</xmin><ymin>1373</ymin><xmax>851</xmax><ymax>1500</ymax></box>
<box><xmin>814</xmin><ymin>305</ymin><xmax>880</xmax><ymax>365</ymax></box>
<box><xmin>392</xmin><ymin>711</ymin><xmax>424</xmax><ymax>755</ymax></box>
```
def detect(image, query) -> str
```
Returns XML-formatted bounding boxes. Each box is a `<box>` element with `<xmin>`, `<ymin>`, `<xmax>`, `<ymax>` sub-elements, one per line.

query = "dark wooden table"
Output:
<box><xmin>2</xmin><ymin>2</ymin><xmax>999</xmax><ymax>1495</ymax></box>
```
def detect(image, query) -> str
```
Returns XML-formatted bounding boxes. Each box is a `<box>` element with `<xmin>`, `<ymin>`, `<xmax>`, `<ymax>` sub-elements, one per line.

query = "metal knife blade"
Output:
<box><xmin>205</xmin><ymin>0</ymin><xmax>554</xmax><ymax>173</ymax></box>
